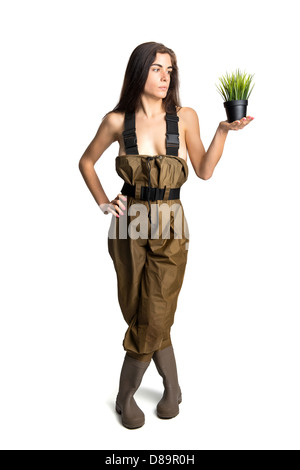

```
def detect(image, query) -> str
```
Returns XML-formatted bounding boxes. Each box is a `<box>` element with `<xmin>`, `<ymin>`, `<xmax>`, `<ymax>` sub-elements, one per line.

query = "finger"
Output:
<box><xmin>114</xmin><ymin>198</ymin><xmax>126</xmax><ymax>211</ymax></box>
<box><xmin>114</xmin><ymin>194</ymin><xmax>127</xmax><ymax>210</ymax></box>
<box><xmin>119</xmin><ymin>194</ymin><xmax>127</xmax><ymax>201</ymax></box>
<box><xmin>241</xmin><ymin>116</ymin><xmax>252</xmax><ymax>127</ymax></box>
<box><xmin>232</xmin><ymin>120</ymin><xmax>241</xmax><ymax>130</ymax></box>
<box><xmin>107</xmin><ymin>207</ymin><xmax>119</xmax><ymax>217</ymax></box>
<box><xmin>105</xmin><ymin>202</ymin><xmax>122</xmax><ymax>217</ymax></box>
<box><xmin>113</xmin><ymin>203</ymin><xmax>124</xmax><ymax>216</ymax></box>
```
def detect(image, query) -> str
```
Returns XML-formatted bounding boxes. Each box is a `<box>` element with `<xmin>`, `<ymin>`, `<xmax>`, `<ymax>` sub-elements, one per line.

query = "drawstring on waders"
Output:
<box><xmin>146</xmin><ymin>156</ymin><xmax>154</xmax><ymax>224</ymax></box>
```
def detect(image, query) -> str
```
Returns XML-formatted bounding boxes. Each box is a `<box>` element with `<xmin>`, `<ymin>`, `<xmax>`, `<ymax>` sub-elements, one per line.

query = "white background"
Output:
<box><xmin>1</xmin><ymin>0</ymin><xmax>299</xmax><ymax>450</ymax></box>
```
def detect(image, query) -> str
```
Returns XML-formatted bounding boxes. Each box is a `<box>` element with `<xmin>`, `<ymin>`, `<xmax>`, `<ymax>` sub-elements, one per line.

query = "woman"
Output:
<box><xmin>78</xmin><ymin>41</ymin><xmax>254</xmax><ymax>429</ymax></box>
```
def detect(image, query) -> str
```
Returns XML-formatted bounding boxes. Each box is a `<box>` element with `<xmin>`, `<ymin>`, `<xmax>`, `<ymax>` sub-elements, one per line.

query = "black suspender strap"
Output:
<box><xmin>165</xmin><ymin>113</ymin><xmax>179</xmax><ymax>156</ymax></box>
<box><xmin>122</xmin><ymin>112</ymin><xmax>139</xmax><ymax>155</ymax></box>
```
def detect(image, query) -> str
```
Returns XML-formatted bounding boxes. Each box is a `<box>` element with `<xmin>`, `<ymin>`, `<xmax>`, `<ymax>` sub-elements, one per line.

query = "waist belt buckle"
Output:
<box><xmin>149</xmin><ymin>186</ymin><xmax>162</xmax><ymax>201</ymax></box>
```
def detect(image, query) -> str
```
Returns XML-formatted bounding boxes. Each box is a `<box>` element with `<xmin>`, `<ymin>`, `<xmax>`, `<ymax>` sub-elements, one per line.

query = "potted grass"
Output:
<box><xmin>216</xmin><ymin>68</ymin><xmax>255</xmax><ymax>123</ymax></box>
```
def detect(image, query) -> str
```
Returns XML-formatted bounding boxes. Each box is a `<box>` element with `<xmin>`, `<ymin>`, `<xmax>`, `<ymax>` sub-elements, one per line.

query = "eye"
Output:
<box><xmin>152</xmin><ymin>68</ymin><xmax>173</xmax><ymax>73</ymax></box>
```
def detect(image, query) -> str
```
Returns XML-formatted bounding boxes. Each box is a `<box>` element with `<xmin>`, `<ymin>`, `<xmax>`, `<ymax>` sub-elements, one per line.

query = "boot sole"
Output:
<box><xmin>157</xmin><ymin>394</ymin><xmax>182</xmax><ymax>419</ymax></box>
<box><xmin>115</xmin><ymin>403</ymin><xmax>145</xmax><ymax>429</ymax></box>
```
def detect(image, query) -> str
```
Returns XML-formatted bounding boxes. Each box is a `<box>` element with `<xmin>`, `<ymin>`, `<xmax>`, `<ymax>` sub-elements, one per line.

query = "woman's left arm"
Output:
<box><xmin>184</xmin><ymin>107</ymin><xmax>254</xmax><ymax>180</ymax></box>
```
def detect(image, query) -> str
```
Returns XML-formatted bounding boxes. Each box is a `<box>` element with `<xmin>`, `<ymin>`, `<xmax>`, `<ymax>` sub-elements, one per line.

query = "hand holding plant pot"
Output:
<box><xmin>216</xmin><ymin>68</ymin><xmax>255</xmax><ymax>131</ymax></box>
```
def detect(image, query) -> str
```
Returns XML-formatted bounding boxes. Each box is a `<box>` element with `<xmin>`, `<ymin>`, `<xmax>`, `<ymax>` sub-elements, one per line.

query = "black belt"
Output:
<box><xmin>121</xmin><ymin>182</ymin><xmax>181</xmax><ymax>201</ymax></box>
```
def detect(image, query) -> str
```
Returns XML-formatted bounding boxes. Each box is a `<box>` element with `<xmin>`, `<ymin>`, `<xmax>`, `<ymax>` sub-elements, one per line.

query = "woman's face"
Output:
<box><xmin>143</xmin><ymin>53</ymin><xmax>173</xmax><ymax>99</ymax></box>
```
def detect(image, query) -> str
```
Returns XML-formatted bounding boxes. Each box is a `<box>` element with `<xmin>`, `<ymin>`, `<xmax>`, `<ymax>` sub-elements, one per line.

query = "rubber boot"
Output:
<box><xmin>152</xmin><ymin>345</ymin><xmax>182</xmax><ymax>419</ymax></box>
<box><xmin>115</xmin><ymin>353</ymin><xmax>151</xmax><ymax>429</ymax></box>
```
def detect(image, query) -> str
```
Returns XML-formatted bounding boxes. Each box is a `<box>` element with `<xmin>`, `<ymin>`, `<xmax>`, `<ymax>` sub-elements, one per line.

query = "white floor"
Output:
<box><xmin>2</xmin><ymin>333</ymin><xmax>299</xmax><ymax>451</ymax></box>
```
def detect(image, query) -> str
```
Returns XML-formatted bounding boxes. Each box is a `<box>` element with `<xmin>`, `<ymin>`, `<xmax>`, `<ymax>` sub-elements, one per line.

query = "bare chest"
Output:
<box><xmin>117</xmin><ymin>114</ymin><xmax>187</xmax><ymax>161</ymax></box>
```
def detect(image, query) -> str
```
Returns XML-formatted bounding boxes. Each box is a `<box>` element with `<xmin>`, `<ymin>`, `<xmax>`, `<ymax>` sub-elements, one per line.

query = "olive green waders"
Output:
<box><xmin>108</xmin><ymin>109</ymin><xmax>190</xmax><ymax>362</ymax></box>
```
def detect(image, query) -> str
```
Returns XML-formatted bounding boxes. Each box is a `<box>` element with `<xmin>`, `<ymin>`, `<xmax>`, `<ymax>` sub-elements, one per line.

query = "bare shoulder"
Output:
<box><xmin>176</xmin><ymin>106</ymin><xmax>199</xmax><ymax>119</ymax></box>
<box><xmin>176</xmin><ymin>106</ymin><xmax>199</xmax><ymax>130</ymax></box>
<box><xmin>101</xmin><ymin>111</ymin><xmax>125</xmax><ymax>140</ymax></box>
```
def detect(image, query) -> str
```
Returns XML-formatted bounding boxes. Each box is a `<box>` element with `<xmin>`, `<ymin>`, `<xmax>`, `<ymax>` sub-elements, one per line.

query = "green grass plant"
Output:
<box><xmin>216</xmin><ymin>68</ymin><xmax>255</xmax><ymax>101</ymax></box>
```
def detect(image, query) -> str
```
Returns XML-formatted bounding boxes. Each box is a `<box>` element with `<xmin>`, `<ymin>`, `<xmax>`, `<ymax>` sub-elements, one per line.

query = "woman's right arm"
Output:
<box><xmin>78</xmin><ymin>113</ymin><xmax>126</xmax><ymax>217</ymax></box>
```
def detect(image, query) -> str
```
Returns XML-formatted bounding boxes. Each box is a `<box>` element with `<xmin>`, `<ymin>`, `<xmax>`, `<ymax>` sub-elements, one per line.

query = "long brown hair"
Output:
<box><xmin>103</xmin><ymin>42</ymin><xmax>182</xmax><ymax>119</ymax></box>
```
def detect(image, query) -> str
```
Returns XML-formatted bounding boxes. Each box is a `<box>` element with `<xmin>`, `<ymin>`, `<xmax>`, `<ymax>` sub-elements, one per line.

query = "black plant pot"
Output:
<box><xmin>223</xmin><ymin>99</ymin><xmax>248</xmax><ymax>123</ymax></box>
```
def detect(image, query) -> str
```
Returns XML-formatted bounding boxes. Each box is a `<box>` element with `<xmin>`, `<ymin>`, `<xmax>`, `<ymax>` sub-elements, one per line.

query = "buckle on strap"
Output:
<box><xmin>123</xmin><ymin>133</ymin><xmax>137</xmax><ymax>148</ymax></box>
<box><xmin>166</xmin><ymin>132</ymin><xmax>179</xmax><ymax>146</ymax></box>
<box><xmin>123</xmin><ymin>128</ymin><xmax>136</xmax><ymax>136</ymax></box>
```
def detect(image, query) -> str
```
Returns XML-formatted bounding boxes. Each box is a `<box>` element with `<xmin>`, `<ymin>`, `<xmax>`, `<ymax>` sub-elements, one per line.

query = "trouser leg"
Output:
<box><xmin>108</xmin><ymin>217</ymin><xmax>188</xmax><ymax>362</ymax></box>
<box><xmin>126</xmin><ymin>235</ymin><xmax>188</xmax><ymax>359</ymax></box>
<box><xmin>108</xmin><ymin>234</ymin><xmax>147</xmax><ymax>327</ymax></box>
<box><xmin>108</xmin><ymin>233</ymin><xmax>149</xmax><ymax>361</ymax></box>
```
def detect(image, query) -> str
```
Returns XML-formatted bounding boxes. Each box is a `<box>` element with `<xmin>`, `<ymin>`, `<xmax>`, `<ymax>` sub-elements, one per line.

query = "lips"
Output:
<box><xmin>159</xmin><ymin>87</ymin><xmax>167</xmax><ymax>90</ymax></box>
